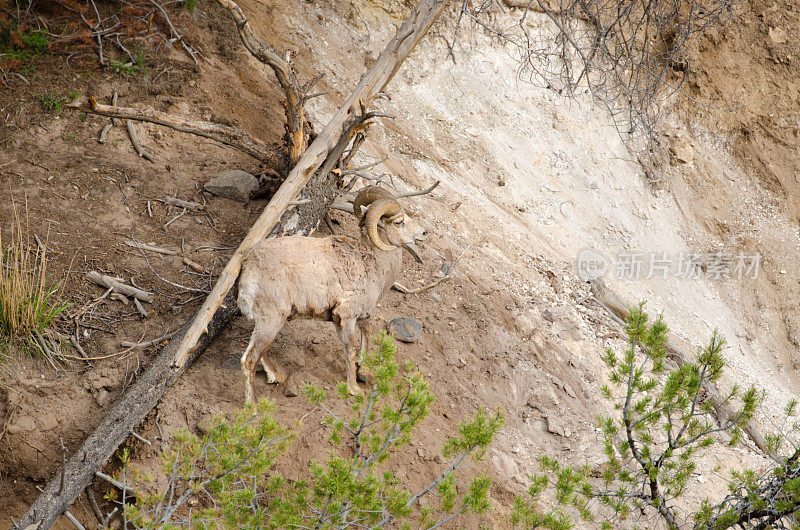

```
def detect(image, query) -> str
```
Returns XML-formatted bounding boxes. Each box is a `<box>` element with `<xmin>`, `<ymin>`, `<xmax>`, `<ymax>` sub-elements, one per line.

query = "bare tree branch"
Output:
<box><xmin>215</xmin><ymin>0</ymin><xmax>310</xmax><ymax>163</ymax></box>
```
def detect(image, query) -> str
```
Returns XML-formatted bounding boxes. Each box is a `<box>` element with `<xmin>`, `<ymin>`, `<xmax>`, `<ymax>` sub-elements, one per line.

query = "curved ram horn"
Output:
<box><xmin>365</xmin><ymin>198</ymin><xmax>402</xmax><ymax>252</ymax></box>
<box><xmin>353</xmin><ymin>186</ymin><xmax>395</xmax><ymax>218</ymax></box>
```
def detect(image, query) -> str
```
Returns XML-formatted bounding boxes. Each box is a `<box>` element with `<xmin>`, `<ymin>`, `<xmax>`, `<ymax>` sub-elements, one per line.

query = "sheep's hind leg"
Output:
<box><xmin>241</xmin><ymin>320</ymin><xmax>285</xmax><ymax>405</ymax></box>
<box><xmin>336</xmin><ymin>319</ymin><xmax>361</xmax><ymax>395</ymax></box>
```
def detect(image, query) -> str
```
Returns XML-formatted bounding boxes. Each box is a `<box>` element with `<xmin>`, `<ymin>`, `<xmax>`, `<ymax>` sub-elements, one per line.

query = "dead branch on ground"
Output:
<box><xmin>85</xmin><ymin>271</ymin><xmax>154</xmax><ymax>303</ymax></box>
<box><xmin>394</xmin><ymin>242</ymin><xmax>471</xmax><ymax>294</ymax></box>
<box><xmin>331</xmin><ymin>179</ymin><xmax>440</xmax><ymax>214</ymax></box>
<box><xmin>98</xmin><ymin>90</ymin><xmax>117</xmax><ymax>142</ymax></box>
<box><xmin>121</xmin><ymin>329</ymin><xmax>178</xmax><ymax>349</ymax></box>
<box><xmin>123</xmin><ymin>240</ymin><xmax>178</xmax><ymax>256</ymax></box>
<box><xmin>68</xmin><ymin>96</ymin><xmax>280</xmax><ymax>163</ymax></box>
<box><xmin>161</xmin><ymin>197</ymin><xmax>203</xmax><ymax>211</ymax></box>
<box><xmin>125</xmin><ymin>119</ymin><xmax>155</xmax><ymax>162</ymax></box>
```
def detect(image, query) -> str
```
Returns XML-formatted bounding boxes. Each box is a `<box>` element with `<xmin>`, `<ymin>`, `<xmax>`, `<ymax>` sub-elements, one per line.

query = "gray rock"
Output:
<box><xmin>96</xmin><ymin>388</ymin><xmax>110</xmax><ymax>407</ymax></box>
<box><xmin>388</xmin><ymin>317</ymin><xmax>423</xmax><ymax>343</ymax></box>
<box><xmin>283</xmin><ymin>373</ymin><xmax>300</xmax><ymax>398</ymax></box>
<box><xmin>7</xmin><ymin>415</ymin><xmax>36</xmax><ymax>435</ymax></box>
<box><xmin>669</xmin><ymin>136</ymin><xmax>694</xmax><ymax>164</ymax></box>
<box><xmin>544</xmin><ymin>413</ymin><xmax>573</xmax><ymax>438</ymax></box>
<box><xmin>204</xmin><ymin>170</ymin><xmax>258</xmax><ymax>203</ymax></box>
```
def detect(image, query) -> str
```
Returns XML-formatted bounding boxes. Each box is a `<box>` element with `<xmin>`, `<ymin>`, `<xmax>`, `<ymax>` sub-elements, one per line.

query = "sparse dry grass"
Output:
<box><xmin>0</xmin><ymin>202</ymin><xmax>68</xmax><ymax>358</ymax></box>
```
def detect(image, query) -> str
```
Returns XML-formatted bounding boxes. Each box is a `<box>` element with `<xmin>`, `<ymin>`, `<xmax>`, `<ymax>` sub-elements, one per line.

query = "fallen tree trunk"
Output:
<box><xmin>589</xmin><ymin>278</ymin><xmax>773</xmax><ymax>458</ymax></box>
<box><xmin>16</xmin><ymin>1</ymin><xmax>445</xmax><ymax>528</ymax></box>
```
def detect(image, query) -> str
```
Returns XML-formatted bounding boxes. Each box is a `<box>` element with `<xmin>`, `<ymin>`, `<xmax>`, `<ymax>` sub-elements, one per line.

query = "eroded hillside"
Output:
<box><xmin>1</xmin><ymin>0</ymin><xmax>799</xmax><ymax>527</ymax></box>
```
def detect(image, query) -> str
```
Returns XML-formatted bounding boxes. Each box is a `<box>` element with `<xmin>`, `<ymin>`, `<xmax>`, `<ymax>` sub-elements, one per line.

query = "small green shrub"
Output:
<box><xmin>513</xmin><ymin>305</ymin><xmax>800</xmax><ymax>529</ymax></box>
<box><xmin>21</xmin><ymin>30</ymin><xmax>47</xmax><ymax>53</ymax></box>
<box><xmin>37</xmin><ymin>90</ymin><xmax>77</xmax><ymax>113</ymax></box>
<box><xmin>109</xmin><ymin>58</ymin><xmax>142</xmax><ymax>77</ymax></box>
<box><xmin>38</xmin><ymin>92</ymin><xmax>66</xmax><ymax>113</ymax></box>
<box><xmin>122</xmin><ymin>333</ymin><xmax>503</xmax><ymax>527</ymax></box>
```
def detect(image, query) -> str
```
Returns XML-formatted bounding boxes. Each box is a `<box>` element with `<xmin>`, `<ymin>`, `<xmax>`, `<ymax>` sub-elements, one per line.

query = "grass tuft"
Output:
<box><xmin>0</xmin><ymin>202</ymin><xmax>69</xmax><ymax>358</ymax></box>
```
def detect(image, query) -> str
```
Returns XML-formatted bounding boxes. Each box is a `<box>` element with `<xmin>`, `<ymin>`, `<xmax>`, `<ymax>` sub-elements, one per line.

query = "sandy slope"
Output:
<box><xmin>1</xmin><ymin>0</ymin><xmax>798</xmax><ymax>527</ymax></box>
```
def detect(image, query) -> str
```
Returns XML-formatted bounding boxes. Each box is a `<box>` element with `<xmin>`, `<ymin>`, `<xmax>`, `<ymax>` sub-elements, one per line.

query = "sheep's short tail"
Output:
<box><xmin>237</xmin><ymin>274</ymin><xmax>258</xmax><ymax>321</ymax></box>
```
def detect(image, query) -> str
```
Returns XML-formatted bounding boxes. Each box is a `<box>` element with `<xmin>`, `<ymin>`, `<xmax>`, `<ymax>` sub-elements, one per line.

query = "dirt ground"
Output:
<box><xmin>1</xmin><ymin>0</ymin><xmax>799</xmax><ymax>528</ymax></box>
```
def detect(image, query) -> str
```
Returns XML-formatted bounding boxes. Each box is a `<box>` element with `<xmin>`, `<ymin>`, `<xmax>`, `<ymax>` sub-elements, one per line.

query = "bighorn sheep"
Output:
<box><xmin>237</xmin><ymin>187</ymin><xmax>427</xmax><ymax>404</ymax></box>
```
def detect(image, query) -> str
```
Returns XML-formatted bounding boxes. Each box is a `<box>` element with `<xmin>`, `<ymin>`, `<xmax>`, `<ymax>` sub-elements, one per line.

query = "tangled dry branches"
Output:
<box><xmin>459</xmin><ymin>0</ymin><xmax>733</xmax><ymax>162</ymax></box>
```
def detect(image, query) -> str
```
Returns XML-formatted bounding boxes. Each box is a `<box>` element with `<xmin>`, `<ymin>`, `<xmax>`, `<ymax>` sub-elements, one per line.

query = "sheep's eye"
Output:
<box><xmin>395</xmin><ymin>220</ymin><xmax>404</xmax><ymax>226</ymax></box>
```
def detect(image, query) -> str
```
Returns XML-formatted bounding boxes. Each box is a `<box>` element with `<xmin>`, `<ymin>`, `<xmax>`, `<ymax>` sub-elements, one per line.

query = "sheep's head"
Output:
<box><xmin>355</xmin><ymin>188</ymin><xmax>426</xmax><ymax>263</ymax></box>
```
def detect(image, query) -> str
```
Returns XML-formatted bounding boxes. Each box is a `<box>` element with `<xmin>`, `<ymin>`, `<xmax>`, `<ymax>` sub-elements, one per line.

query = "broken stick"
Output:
<box><xmin>125</xmin><ymin>119</ymin><xmax>155</xmax><ymax>162</ymax></box>
<box><xmin>68</xmin><ymin>97</ymin><xmax>280</xmax><ymax>163</ymax></box>
<box><xmin>123</xmin><ymin>241</ymin><xmax>179</xmax><ymax>255</ymax></box>
<box><xmin>85</xmin><ymin>271</ymin><xmax>153</xmax><ymax>304</ymax></box>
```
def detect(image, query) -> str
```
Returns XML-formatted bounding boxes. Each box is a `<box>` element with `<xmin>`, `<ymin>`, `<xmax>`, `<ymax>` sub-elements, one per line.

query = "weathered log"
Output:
<box><xmin>589</xmin><ymin>278</ymin><xmax>773</xmax><ymax>457</ymax></box>
<box><xmin>16</xmin><ymin>2</ymin><xmax>445</xmax><ymax>527</ymax></box>
<box><xmin>13</xmin><ymin>292</ymin><xmax>237</xmax><ymax>530</ymax></box>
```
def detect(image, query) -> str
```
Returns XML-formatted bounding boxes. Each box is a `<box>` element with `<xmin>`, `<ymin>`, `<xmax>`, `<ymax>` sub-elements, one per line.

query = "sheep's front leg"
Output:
<box><xmin>357</xmin><ymin>319</ymin><xmax>370</xmax><ymax>362</ymax></box>
<box><xmin>241</xmin><ymin>320</ymin><xmax>285</xmax><ymax>405</ymax></box>
<box><xmin>356</xmin><ymin>318</ymin><xmax>373</xmax><ymax>384</ymax></box>
<box><xmin>336</xmin><ymin>319</ymin><xmax>361</xmax><ymax>395</ymax></box>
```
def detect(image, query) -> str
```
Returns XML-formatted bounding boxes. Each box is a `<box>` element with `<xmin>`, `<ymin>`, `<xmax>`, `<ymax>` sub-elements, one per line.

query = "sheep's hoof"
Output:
<box><xmin>266</xmin><ymin>370</ymin><xmax>287</xmax><ymax>385</ymax></box>
<box><xmin>260</xmin><ymin>359</ymin><xmax>286</xmax><ymax>384</ymax></box>
<box><xmin>347</xmin><ymin>383</ymin><xmax>364</xmax><ymax>396</ymax></box>
<box><xmin>356</xmin><ymin>366</ymin><xmax>374</xmax><ymax>385</ymax></box>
